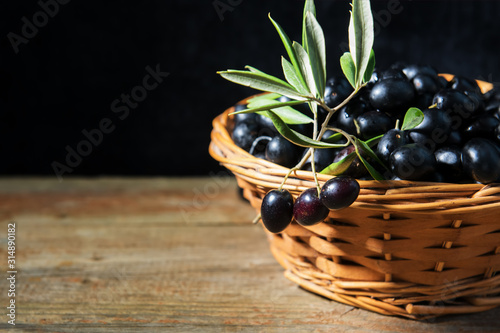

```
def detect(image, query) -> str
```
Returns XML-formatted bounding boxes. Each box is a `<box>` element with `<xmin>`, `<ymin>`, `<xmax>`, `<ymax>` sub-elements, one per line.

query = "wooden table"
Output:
<box><xmin>0</xmin><ymin>177</ymin><xmax>498</xmax><ymax>332</ymax></box>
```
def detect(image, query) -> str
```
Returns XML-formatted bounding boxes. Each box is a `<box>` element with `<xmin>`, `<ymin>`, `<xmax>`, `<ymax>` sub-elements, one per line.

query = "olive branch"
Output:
<box><xmin>217</xmin><ymin>0</ymin><xmax>423</xmax><ymax>192</ymax></box>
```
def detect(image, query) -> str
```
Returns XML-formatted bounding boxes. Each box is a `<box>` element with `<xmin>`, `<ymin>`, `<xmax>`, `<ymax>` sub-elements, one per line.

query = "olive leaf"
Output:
<box><xmin>356</xmin><ymin>134</ymin><xmax>389</xmax><ymax>170</ymax></box>
<box><xmin>305</xmin><ymin>11</ymin><xmax>326</xmax><ymax>99</ymax></box>
<box><xmin>340</xmin><ymin>52</ymin><xmax>356</xmax><ymax>88</ymax></box>
<box><xmin>282</xmin><ymin>57</ymin><xmax>309</xmax><ymax>95</ymax></box>
<box><xmin>245</xmin><ymin>65</ymin><xmax>265</xmax><ymax>74</ymax></box>
<box><xmin>322</xmin><ymin>131</ymin><xmax>345</xmax><ymax>143</ymax></box>
<box><xmin>231</xmin><ymin>101</ymin><xmax>313</xmax><ymax>125</ymax></box>
<box><xmin>356</xmin><ymin>135</ymin><xmax>386</xmax><ymax>169</ymax></box>
<box><xmin>259</xmin><ymin>108</ymin><xmax>313</xmax><ymax>125</ymax></box>
<box><xmin>349</xmin><ymin>0</ymin><xmax>374</xmax><ymax>87</ymax></box>
<box><xmin>320</xmin><ymin>135</ymin><xmax>387</xmax><ymax>178</ymax></box>
<box><xmin>246</xmin><ymin>98</ymin><xmax>306</xmax><ymax>110</ymax></box>
<box><xmin>247</xmin><ymin>93</ymin><xmax>282</xmax><ymax>103</ymax></box>
<box><xmin>302</xmin><ymin>0</ymin><xmax>316</xmax><ymax>47</ymax></box>
<box><xmin>218</xmin><ymin>69</ymin><xmax>311</xmax><ymax>101</ymax></box>
<box><xmin>269</xmin><ymin>14</ymin><xmax>309</xmax><ymax>91</ymax></box>
<box><xmin>293</xmin><ymin>42</ymin><xmax>318</xmax><ymax>98</ymax></box>
<box><xmin>354</xmin><ymin>137</ymin><xmax>387</xmax><ymax>180</ymax></box>
<box><xmin>401</xmin><ymin>107</ymin><xmax>424</xmax><ymax>131</ymax></box>
<box><xmin>219</xmin><ymin>0</ymin><xmax>385</xmax><ymax>181</ymax></box>
<box><xmin>363</xmin><ymin>49</ymin><xmax>376</xmax><ymax>83</ymax></box>
<box><xmin>320</xmin><ymin>152</ymin><xmax>356</xmax><ymax>175</ymax></box>
<box><xmin>357</xmin><ymin>153</ymin><xmax>385</xmax><ymax>180</ymax></box>
<box><xmin>364</xmin><ymin>134</ymin><xmax>383</xmax><ymax>146</ymax></box>
<box><xmin>265</xmin><ymin>110</ymin><xmax>347</xmax><ymax>148</ymax></box>
<box><xmin>247</xmin><ymin>99</ymin><xmax>313</xmax><ymax>124</ymax></box>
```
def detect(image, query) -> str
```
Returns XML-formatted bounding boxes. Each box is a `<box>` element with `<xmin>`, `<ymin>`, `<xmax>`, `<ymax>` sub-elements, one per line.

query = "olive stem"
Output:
<box><xmin>277</xmin><ymin>166</ymin><xmax>299</xmax><ymax>191</ymax></box>
<box><xmin>276</xmin><ymin>83</ymin><xmax>365</xmax><ymax>192</ymax></box>
<box><xmin>312</xmin><ymin>102</ymin><xmax>319</xmax><ymax>144</ymax></box>
<box><xmin>310</xmin><ymin>148</ymin><xmax>321</xmax><ymax>196</ymax></box>
<box><xmin>353</xmin><ymin>119</ymin><xmax>362</xmax><ymax>137</ymax></box>
<box><xmin>248</xmin><ymin>136</ymin><xmax>272</xmax><ymax>156</ymax></box>
<box><xmin>314</xmin><ymin>83</ymin><xmax>366</xmax><ymax>143</ymax></box>
<box><xmin>324</xmin><ymin>127</ymin><xmax>355</xmax><ymax>147</ymax></box>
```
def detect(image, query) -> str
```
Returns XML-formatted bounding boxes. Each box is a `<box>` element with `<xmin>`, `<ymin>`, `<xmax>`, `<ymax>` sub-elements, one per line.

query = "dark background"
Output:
<box><xmin>0</xmin><ymin>0</ymin><xmax>499</xmax><ymax>177</ymax></box>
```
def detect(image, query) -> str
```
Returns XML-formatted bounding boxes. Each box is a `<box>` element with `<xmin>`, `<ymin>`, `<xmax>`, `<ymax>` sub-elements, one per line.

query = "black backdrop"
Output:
<box><xmin>0</xmin><ymin>0</ymin><xmax>499</xmax><ymax>177</ymax></box>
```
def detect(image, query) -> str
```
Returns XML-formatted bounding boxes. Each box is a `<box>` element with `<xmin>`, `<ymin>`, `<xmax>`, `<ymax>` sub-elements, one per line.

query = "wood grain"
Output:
<box><xmin>0</xmin><ymin>177</ymin><xmax>498</xmax><ymax>332</ymax></box>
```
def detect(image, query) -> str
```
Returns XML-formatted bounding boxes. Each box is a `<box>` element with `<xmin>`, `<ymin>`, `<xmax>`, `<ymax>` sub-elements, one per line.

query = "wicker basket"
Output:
<box><xmin>208</xmin><ymin>77</ymin><xmax>500</xmax><ymax>320</ymax></box>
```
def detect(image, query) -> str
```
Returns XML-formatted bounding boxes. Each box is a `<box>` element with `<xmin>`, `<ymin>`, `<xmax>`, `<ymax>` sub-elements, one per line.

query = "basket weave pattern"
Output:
<box><xmin>209</xmin><ymin>92</ymin><xmax>500</xmax><ymax>319</ymax></box>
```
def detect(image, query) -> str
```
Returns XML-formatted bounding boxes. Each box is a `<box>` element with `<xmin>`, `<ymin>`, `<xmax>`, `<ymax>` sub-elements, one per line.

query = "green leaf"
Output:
<box><xmin>302</xmin><ymin>0</ymin><xmax>316</xmax><ymax>47</ymax></box>
<box><xmin>293</xmin><ymin>42</ymin><xmax>317</xmax><ymax>97</ymax></box>
<box><xmin>268</xmin><ymin>14</ymin><xmax>308</xmax><ymax>91</ymax></box>
<box><xmin>320</xmin><ymin>135</ymin><xmax>387</xmax><ymax>177</ymax></box>
<box><xmin>266</xmin><ymin>110</ymin><xmax>346</xmax><ymax>148</ymax></box>
<box><xmin>365</xmin><ymin>134</ymin><xmax>384</xmax><ymax>146</ymax></box>
<box><xmin>320</xmin><ymin>152</ymin><xmax>356</xmax><ymax>175</ymax></box>
<box><xmin>282</xmin><ymin>57</ymin><xmax>309</xmax><ymax>95</ymax></box>
<box><xmin>351</xmin><ymin>138</ymin><xmax>385</xmax><ymax>180</ymax></box>
<box><xmin>231</xmin><ymin>99</ymin><xmax>306</xmax><ymax>114</ymax></box>
<box><xmin>349</xmin><ymin>0</ymin><xmax>374</xmax><ymax>86</ymax></box>
<box><xmin>355</xmin><ymin>142</ymin><xmax>385</xmax><ymax>180</ymax></box>
<box><xmin>322</xmin><ymin>132</ymin><xmax>345</xmax><ymax>143</ymax></box>
<box><xmin>355</xmin><ymin>137</ymin><xmax>389</xmax><ymax>171</ymax></box>
<box><xmin>305</xmin><ymin>11</ymin><xmax>326</xmax><ymax>99</ymax></box>
<box><xmin>401</xmin><ymin>107</ymin><xmax>424</xmax><ymax>131</ymax></box>
<box><xmin>218</xmin><ymin>69</ymin><xmax>310</xmax><ymax>101</ymax></box>
<box><xmin>245</xmin><ymin>65</ymin><xmax>265</xmax><ymax>74</ymax></box>
<box><xmin>309</xmin><ymin>100</ymin><xmax>317</xmax><ymax>117</ymax></box>
<box><xmin>358</xmin><ymin>153</ymin><xmax>385</xmax><ymax>180</ymax></box>
<box><xmin>247</xmin><ymin>93</ymin><xmax>282</xmax><ymax>103</ymax></box>
<box><xmin>247</xmin><ymin>99</ymin><xmax>313</xmax><ymax>125</ymax></box>
<box><xmin>340</xmin><ymin>52</ymin><xmax>356</xmax><ymax>88</ymax></box>
<box><xmin>259</xmin><ymin>108</ymin><xmax>312</xmax><ymax>125</ymax></box>
<box><xmin>363</xmin><ymin>49</ymin><xmax>376</xmax><ymax>83</ymax></box>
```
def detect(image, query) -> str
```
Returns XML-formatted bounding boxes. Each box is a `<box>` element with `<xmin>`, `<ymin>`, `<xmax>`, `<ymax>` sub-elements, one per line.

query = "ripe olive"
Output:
<box><xmin>336</xmin><ymin>98</ymin><xmax>368</xmax><ymax>134</ymax></box>
<box><xmin>293</xmin><ymin>188</ymin><xmax>330</xmax><ymax>226</ymax></box>
<box><xmin>432</xmin><ymin>89</ymin><xmax>477</xmax><ymax>129</ymax></box>
<box><xmin>265</xmin><ymin>136</ymin><xmax>302</xmax><ymax>168</ymax></box>
<box><xmin>324</xmin><ymin>76</ymin><xmax>353</xmax><ymax>108</ymax></box>
<box><xmin>462</xmin><ymin>138</ymin><xmax>500</xmax><ymax>184</ymax></box>
<box><xmin>449</xmin><ymin>75</ymin><xmax>481</xmax><ymax>93</ymax></box>
<box><xmin>464</xmin><ymin>114</ymin><xmax>500</xmax><ymax>140</ymax></box>
<box><xmin>378</xmin><ymin>68</ymin><xmax>406</xmax><ymax>80</ymax></box>
<box><xmin>408</xmin><ymin>109</ymin><xmax>452</xmax><ymax>151</ymax></box>
<box><xmin>402</xmin><ymin>64</ymin><xmax>438</xmax><ymax>80</ymax></box>
<box><xmin>390</xmin><ymin>143</ymin><xmax>437</xmax><ymax>181</ymax></box>
<box><xmin>233</xmin><ymin>104</ymin><xmax>257</xmax><ymax>127</ymax></box>
<box><xmin>434</xmin><ymin>146</ymin><xmax>464</xmax><ymax>181</ymax></box>
<box><xmin>256</xmin><ymin>114</ymin><xmax>278</xmax><ymax>135</ymax></box>
<box><xmin>320</xmin><ymin>176</ymin><xmax>360</xmax><ymax>210</ymax></box>
<box><xmin>261</xmin><ymin>189</ymin><xmax>294</xmax><ymax>233</ymax></box>
<box><xmin>412</xmin><ymin>74</ymin><xmax>440</xmax><ymax>95</ymax></box>
<box><xmin>232</xmin><ymin>123</ymin><xmax>258</xmax><ymax>151</ymax></box>
<box><xmin>369</xmin><ymin>78</ymin><xmax>415</xmax><ymax>113</ymax></box>
<box><xmin>356</xmin><ymin>110</ymin><xmax>394</xmax><ymax>140</ymax></box>
<box><xmin>377</xmin><ymin>128</ymin><xmax>410</xmax><ymax>164</ymax></box>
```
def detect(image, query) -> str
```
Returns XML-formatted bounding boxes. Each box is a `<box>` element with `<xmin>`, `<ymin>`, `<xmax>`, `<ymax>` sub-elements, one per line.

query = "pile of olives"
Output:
<box><xmin>261</xmin><ymin>177</ymin><xmax>360</xmax><ymax>233</ymax></box>
<box><xmin>231</xmin><ymin>63</ymin><xmax>500</xmax><ymax>233</ymax></box>
<box><xmin>232</xmin><ymin>62</ymin><xmax>500</xmax><ymax>184</ymax></box>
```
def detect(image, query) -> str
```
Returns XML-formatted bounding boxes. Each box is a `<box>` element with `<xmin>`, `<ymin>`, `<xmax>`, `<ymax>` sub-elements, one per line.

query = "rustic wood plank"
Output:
<box><xmin>0</xmin><ymin>176</ymin><xmax>255</xmax><ymax>225</ymax></box>
<box><xmin>0</xmin><ymin>177</ymin><xmax>498</xmax><ymax>332</ymax></box>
